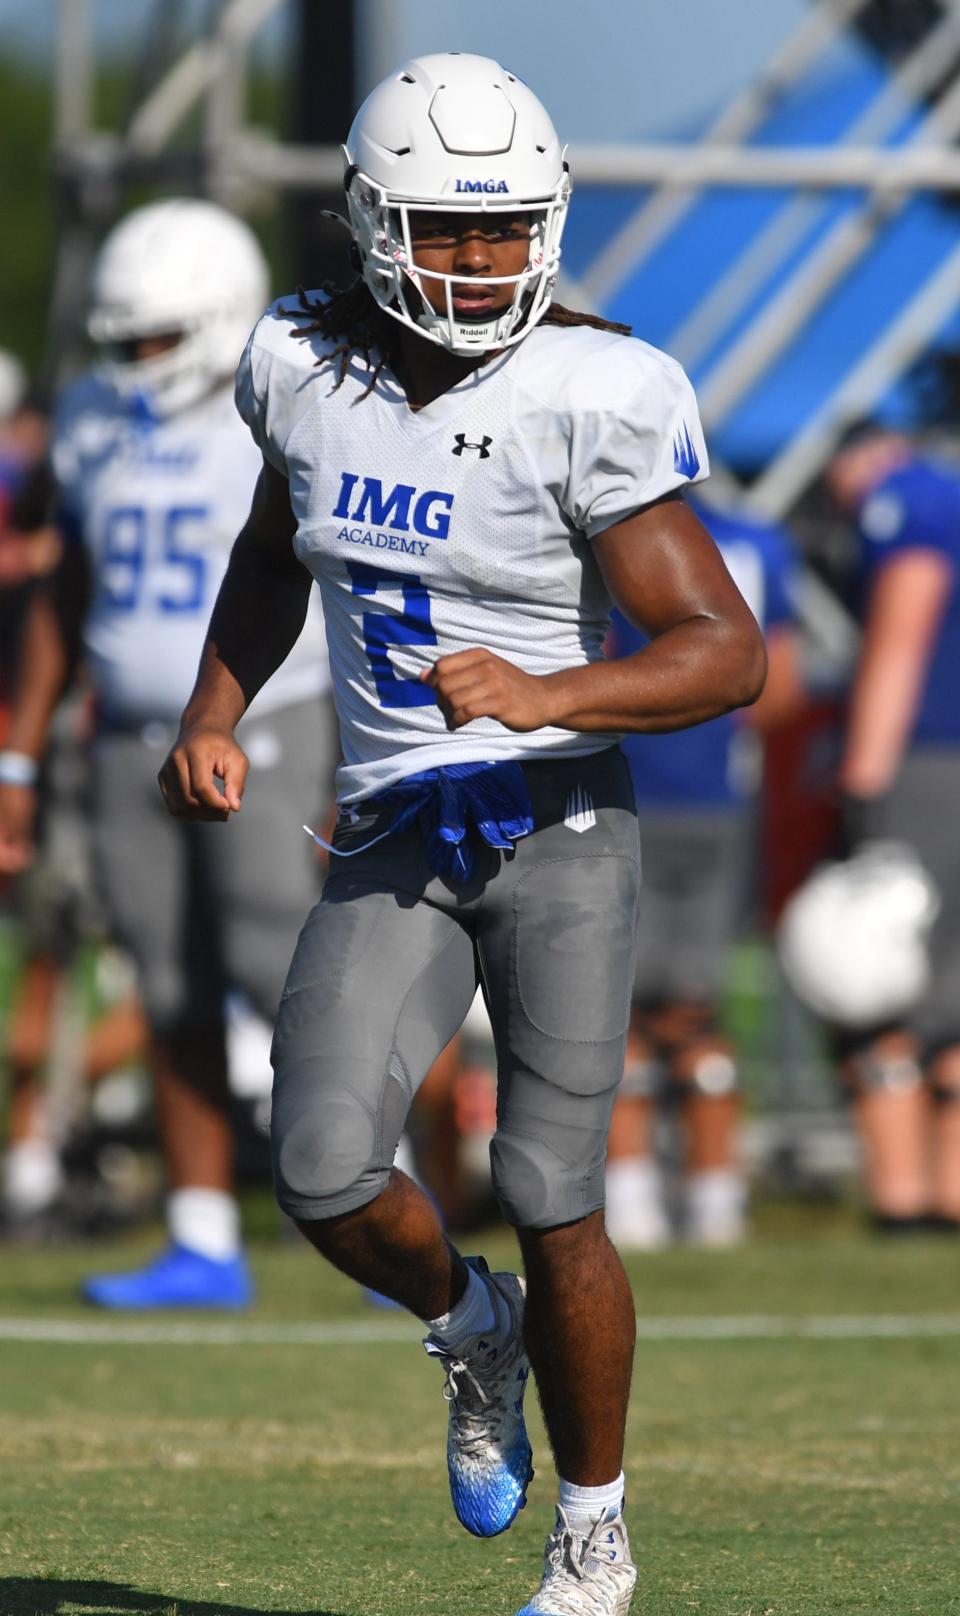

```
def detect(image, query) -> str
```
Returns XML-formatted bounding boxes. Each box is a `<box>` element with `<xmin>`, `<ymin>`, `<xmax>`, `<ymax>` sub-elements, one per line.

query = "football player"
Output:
<box><xmin>822</xmin><ymin>424</ymin><xmax>960</xmax><ymax>1232</ymax></box>
<box><xmin>0</xmin><ymin>199</ymin><xmax>334</xmax><ymax>1306</ymax></box>
<box><xmin>159</xmin><ymin>56</ymin><xmax>765</xmax><ymax>1616</ymax></box>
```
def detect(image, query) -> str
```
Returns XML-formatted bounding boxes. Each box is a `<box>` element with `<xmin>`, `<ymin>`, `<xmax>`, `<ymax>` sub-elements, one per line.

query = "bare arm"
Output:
<box><xmin>424</xmin><ymin>493</ymin><xmax>767</xmax><ymax>732</ymax></box>
<box><xmin>159</xmin><ymin>460</ymin><xmax>311</xmax><ymax>820</ymax></box>
<box><xmin>4</xmin><ymin>589</ymin><xmax>70</xmax><ymax>758</ymax></box>
<box><xmin>840</xmin><ymin>549</ymin><xmax>952</xmax><ymax>798</ymax></box>
<box><xmin>0</xmin><ymin>546</ymin><xmax>87</xmax><ymax>873</ymax></box>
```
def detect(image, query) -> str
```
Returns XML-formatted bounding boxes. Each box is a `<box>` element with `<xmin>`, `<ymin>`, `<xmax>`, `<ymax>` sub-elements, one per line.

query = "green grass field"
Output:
<box><xmin>2</xmin><ymin>1211</ymin><xmax>960</xmax><ymax>1616</ymax></box>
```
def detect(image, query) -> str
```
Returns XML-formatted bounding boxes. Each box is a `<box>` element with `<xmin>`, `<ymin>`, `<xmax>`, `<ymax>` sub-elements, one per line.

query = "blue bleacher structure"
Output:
<box><xmin>562</xmin><ymin>12</ymin><xmax>960</xmax><ymax>490</ymax></box>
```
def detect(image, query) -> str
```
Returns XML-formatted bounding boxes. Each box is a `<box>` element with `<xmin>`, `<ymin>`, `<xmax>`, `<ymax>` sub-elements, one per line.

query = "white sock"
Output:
<box><xmin>605</xmin><ymin>1156</ymin><xmax>671</xmax><ymax>1249</ymax></box>
<box><xmin>427</xmin><ymin>1263</ymin><xmax>497</xmax><ymax>1351</ymax></box>
<box><xmin>2</xmin><ymin>1140</ymin><xmax>63</xmax><ymax>1216</ymax></box>
<box><xmin>558</xmin><ymin>1471</ymin><xmax>625</xmax><ymax>1529</ymax></box>
<box><xmin>167</xmin><ymin>1188</ymin><xmax>242</xmax><ymax>1261</ymax></box>
<box><xmin>606</xmin><ymin>1156</ymin><xmax>664</xmax><ymax>1214</ymax></box>
<box><xmin>685</xmin><ymin>1168</ymin><xmax>747</xmax><ymax>1246</ymax></box>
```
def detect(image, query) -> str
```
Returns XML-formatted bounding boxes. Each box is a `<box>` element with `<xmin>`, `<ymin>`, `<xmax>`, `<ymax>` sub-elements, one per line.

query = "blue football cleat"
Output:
<box><xmin>81</xmin><ymin>1243</ymin><xmax>254</xmax><ymax>1310</ymax></box>
<box><xmin>423</xmin><ymin>1255</ymin><xmax>533</xmax><ymax>1537</ymax></box>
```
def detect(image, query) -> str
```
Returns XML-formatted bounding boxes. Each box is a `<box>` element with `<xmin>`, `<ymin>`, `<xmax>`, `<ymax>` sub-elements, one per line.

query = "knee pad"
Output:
<box><xmin>490</xmin><ymin>1129</ymin><xmax>606</xmax><ymax>1230</ymax></box>
<box><xmin>846</xmin><ymin>1049</ymin><xmax>924</xmax><ymax>1097</ymax></box>
<box><xmin>271</xmin><ymin>1069</ymin><xmax>407</xmax><ymax>1220</ymax></box>
<box><xmin>686</xmin><ymin>1051</ymin><xmax>739</xmax><ymax>1098</ymax></box>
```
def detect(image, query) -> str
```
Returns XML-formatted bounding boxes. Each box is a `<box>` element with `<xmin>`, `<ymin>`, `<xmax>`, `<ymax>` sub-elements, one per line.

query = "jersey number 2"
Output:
<box><xmin>347</xmin><ymin>561</ymin><xmax>437</xmax><ymax>708</ymax></box>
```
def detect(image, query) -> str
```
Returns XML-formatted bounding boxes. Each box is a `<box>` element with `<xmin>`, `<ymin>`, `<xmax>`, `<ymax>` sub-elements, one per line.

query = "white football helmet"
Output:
<box><xmin>343</xmin><ymin>53</ymin><xmax>570</xmax><ymax>355</ymax></box>
<box><xmin>87</xmin><ymin>198</ymin><xmax>269</xmax><ymax>417</ymax></box>
<box><xmin>777</xmin><ymin>842</ymin><xmax>940</xmax><ymax>1029</ymax></box>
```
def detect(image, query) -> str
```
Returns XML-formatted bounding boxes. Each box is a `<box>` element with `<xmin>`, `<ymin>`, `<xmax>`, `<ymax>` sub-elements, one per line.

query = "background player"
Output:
<box><xmin>822</xmin><ymin>424</ymin><xmax>960</xmax><ymax>1231</ymax></box>
<box><xmin>159</xmin><ymin>54</ymin><xmax>765</xmax><ymax>1616</ymax></box>
<box><xmin>0</xmin><ymin>198</ymin><xmax>334</xmax><ymax>1306</ymax></box>
<box><xmin>605</xmin><ymin>497</ymin><xmax>803</xmax><ymax>1249</ymax></box>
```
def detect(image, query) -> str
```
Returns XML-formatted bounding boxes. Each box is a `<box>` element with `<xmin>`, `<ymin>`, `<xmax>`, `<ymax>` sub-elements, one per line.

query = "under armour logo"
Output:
<box><xmin>673</xmin><ymin>422</ymin><xmax>701</xmax><ymax>479</ymax></box>
<box><xmin>452</xmin><ymin>434</ymin><xmax>493</xmax><ymax>458</ymax></box>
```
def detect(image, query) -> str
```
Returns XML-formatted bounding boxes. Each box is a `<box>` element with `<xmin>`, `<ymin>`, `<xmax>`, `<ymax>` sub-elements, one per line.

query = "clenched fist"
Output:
<box><xmin>158</xmin><ymin>725</ymin><xmax>249</xmax><ymax>821</ymax></box>
<box><xmin>421</xmin><ymin>649</ymin><xmax>556</xmax><ymax>733</ymax></box>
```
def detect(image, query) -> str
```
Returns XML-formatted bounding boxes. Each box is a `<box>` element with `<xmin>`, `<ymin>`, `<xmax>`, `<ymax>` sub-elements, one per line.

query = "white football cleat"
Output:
<box><xmin>515</xmin><ymin>1505</ymin><xmax>637</xmax><ymax>1615</ymax></box>
<box><xmin>423</xmin><ymin>1255</ymin><xmax>533</xmax><ymax>1537</ymax></box>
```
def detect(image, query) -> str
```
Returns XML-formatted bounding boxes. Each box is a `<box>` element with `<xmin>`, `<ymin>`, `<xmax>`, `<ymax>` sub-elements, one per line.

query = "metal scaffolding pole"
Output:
<box><xmin>229</xmin><ymin>134</ymin><xmax>960</xmax><ymax>194</ymax></box>
<box><xmin>54</xmin><ymin>0</ymin><xmax>94</xmax><ymax>148</ymax></box>
<box><xmin>46</xmin><ymin>0</ymin><xmax>111</xmax><ymax>390</ymax></box>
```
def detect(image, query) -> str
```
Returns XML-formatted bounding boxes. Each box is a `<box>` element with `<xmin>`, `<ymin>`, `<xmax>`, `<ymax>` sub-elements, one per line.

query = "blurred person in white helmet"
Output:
<box><xmin>0</xmin><ymin>198</ymin><xmax>335</xmax><ymax>1304</ymax></box>
<box><xmin>788</xmin><ymin>423</ymin><xmax>960</xmax><ymax>1235</ymax></box>
<box><xmin>158</xmin><ymin>56</ymin><xmax>765</xmax><ymax>1614</ymax></box>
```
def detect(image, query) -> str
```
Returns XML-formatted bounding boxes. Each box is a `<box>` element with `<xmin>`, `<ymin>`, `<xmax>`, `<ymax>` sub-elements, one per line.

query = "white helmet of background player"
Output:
<box><xmin>777</xmin><ymin>842</ymin><xmax>940</xmax><ymax>1029</ymax></box>
<box><xmin>87</xmin><ymin>198</ymin><xmax>269</xmax><ymax>417</ymax></box>
<box><xmin>343</xmin><ymin>52</ymin><xmax>570</xmax><ymax>355</ymax></box>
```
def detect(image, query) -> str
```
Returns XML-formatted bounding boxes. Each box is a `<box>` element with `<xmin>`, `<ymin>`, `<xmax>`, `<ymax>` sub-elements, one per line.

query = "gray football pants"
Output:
<box><xmin>271</xmin><ymin>747</ymin><xmax>641</xmax><ymax>1231</ymax></box>
<box><xmin>91</xmin><ymin>697</ymin><xmax>336</xmax><ymax>1036</ymax></box>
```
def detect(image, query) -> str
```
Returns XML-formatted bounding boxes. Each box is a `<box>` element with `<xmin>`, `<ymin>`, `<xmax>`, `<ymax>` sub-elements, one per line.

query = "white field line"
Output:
<box><xmin>0</xmin><ymin>1313</ymin><xmax>959</xmax><ymax>1347</ymax></box>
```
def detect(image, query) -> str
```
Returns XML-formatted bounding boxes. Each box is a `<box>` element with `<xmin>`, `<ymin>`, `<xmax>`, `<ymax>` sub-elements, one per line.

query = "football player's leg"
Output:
<box><xmin>895</xmin><ymin>750</ymin><xmax>960</xmax><ymax>1226</ymax></box>
<box><xmin>269</xmin><ymin>862</ymin><xmax>477</xmax><ymax>1314</ymax></box>
<box><xmin>83</xmin><ymin>731</ymin><xmax>247</xmax><ymax>1308</ymax></box>
<box><xmin>605</xmin><ymin>810</ymin><xmax>676</xmax><ymax>1252</ymax></box>
<box><xmin>2</xmin><ymin>953</ymin><xmax>65</xmax><ymax>1226</ymax></box>
<box><xmin>839</xmin><ymin>1028</ymin><xmax>930</xmax><ymax>1224</ymax></box>
<box><xmin>271</xmin><ymin>851</ymin><xmax>537</xmax><ymax>1537</ymax></box>
<box><xmin>640</xmin><ymin>811</ymin><xmax>747</xmax><ymax>1245</ymax></box>
<box><xmin>845</xmin><ymin>749</ymin><xmax>960</xmax><ymax>1229</ymax></box>
<box><xmin>928</xmin><ymin>1038</ymin><xmax>960</xmax><ymax>1226</ymax></box>
<box><xmin>916</xmin><ymin>882</ymin><xmax>960</xmax><ymax>1226</ymax></box>
<box><xmin>480</xmin><ymin>750</ymin><xmax>641</xmax><ymax>1491</ymax></box>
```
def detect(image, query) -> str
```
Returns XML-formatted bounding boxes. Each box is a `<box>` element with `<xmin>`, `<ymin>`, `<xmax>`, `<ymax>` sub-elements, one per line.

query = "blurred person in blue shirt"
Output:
<box><xmin>825</xmin><ymin>426</ymin><xmax>960</xmax><ymax>1232</ymax></box>
<box><xmin>606</xmin><ymin>499</ymin><xmax>803</xmax><ymax>1248</ymax></box>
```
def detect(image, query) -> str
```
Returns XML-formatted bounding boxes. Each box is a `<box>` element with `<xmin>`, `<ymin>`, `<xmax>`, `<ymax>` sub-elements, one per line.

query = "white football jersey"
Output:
<box><xmin>237</xmin><ymin>295</ymin><xmax>708</xmax><ymax>801</ymax></box>
<box><xmin>52</xmin><ymin>375</ymin><xmax>328</xmax><ymax>727</ymax></box>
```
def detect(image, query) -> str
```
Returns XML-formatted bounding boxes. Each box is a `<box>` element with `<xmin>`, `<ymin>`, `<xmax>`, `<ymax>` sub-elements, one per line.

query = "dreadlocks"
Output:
<box><xmin>290</xmin><ymin>280</ymin><xmax>631</xmax><ymax>400</ymax></box>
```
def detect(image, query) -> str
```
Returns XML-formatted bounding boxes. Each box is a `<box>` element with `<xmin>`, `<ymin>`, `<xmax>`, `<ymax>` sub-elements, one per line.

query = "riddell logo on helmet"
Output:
<box><xmin>454</xmin><ymin>179</ymin><xmax>510</xmax><ymax>193</ymax></box>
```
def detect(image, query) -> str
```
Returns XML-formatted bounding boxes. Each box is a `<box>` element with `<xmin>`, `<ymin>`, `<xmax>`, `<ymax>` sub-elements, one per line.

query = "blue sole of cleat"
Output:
<box><xmin>459</xmin><ymin>1461</ymin><xmax>535</xmax><ymax>1538</ymax></box>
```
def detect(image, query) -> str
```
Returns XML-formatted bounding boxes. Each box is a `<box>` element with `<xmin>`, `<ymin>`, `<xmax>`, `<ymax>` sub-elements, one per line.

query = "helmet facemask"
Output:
<box><xmin>87</xmin><ymin>316</ymin><xmax>224</xmax><ymax>418</ymax></box>
<box><xmin>345</xmin><ymin>170</ymin><xmax>570</xmax><ymax>356</ymax></box>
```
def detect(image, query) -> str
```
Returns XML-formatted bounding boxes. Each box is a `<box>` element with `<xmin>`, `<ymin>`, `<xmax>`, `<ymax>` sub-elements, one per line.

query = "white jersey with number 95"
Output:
<box><xmin>52</xmin><ymin>375</ymin><xmax>327</xmax><ymax>727</ymax></box>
